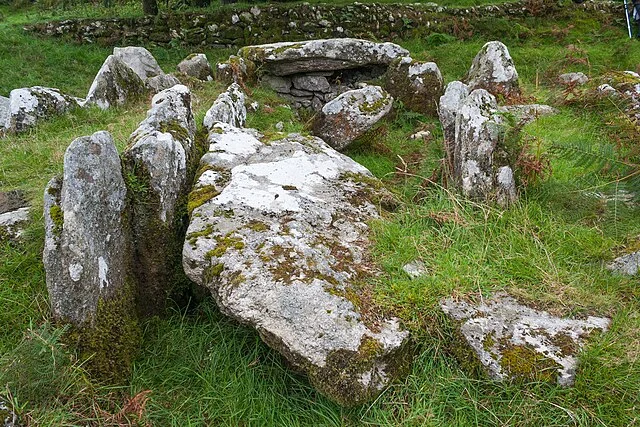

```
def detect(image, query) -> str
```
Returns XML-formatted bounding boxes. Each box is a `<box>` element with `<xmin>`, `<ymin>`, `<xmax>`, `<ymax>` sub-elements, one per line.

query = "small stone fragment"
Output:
<box><xmin>441</xmin><ymin>293</ymin><xmax>610</xmax><ymax>386</ymax></box>
<box><xmin>607</xmin><ymin>251</ymin><xmax>640</xmax><ymax>276</ymax></box>
<box><xmin>313</xmin><ymin>85</ymin><xmax>393</xmax><ymax>151</ymax></box>
<box><xmin>402</xmin><ymin>260</ymin><xmax>427</xmax><ymax>279</ymax></box>
<box><xmin>177</xmin><ymin>53</ymin><xmax>212</xmax><ymax>81</ymax></box>
<box><xmin>558</xmin><ymin>72</ymin><xmax>589</xmax><ymax>86</ymax></box>
<box><xmin>0</xmin><ymin>207</ymin><xmax>29</xmax><ymax>240</ymax></box>
<box><xmin>498</xmin><ymin>104</ymin><xmax>558</xmax><ymax>125</ymax></box>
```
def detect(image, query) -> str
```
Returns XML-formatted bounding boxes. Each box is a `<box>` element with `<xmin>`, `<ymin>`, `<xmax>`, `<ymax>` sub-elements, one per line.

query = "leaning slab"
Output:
<box><xmin>84</xmin><ymin>55</ymin><xmax>147</xmax><ymax>110</ymax></box>
<box><xmin>313</xmin><ymin>85</ymin><xmax>393</xmax><ymax>151</ymax></box>
<box><xmin>123</xmin><ymin>85</ymin><xmax>196</xmax><ymax>316</ymax></box>
<box><xmin>441</xmin><ymin>293</ymin><xmax>610</xmax><ymax>386</ymax></box>
<box><xmin>6</xmin><ymin>87</ymin><xmax>78</xmax><ymax>133</ymax></box>
<box><xmin>43</xmin><ymin>131</ymin><xmax>138</xmax><ymax>379</ymax></box>
<box><xmin>183</xmin><ymin>125</ymin><xmax>409</xmax><ymax>406</ymax></box>
<box><xmin>239</xmin><ymin>38</ymin><xmax>409</xmax><ymax>76</ymax></box>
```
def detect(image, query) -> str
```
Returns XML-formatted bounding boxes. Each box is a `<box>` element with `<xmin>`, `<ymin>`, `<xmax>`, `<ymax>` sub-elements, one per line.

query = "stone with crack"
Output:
<box><xmin>183</xmin><ymin>125</ymin><xmax>410</xmax><ymax>406</ymax></box>
<box><xmin>313</xmin><ymin>85</ymin><xmax>393</xmax><ymax>151</ymax></box>
<box><xmin>441</xmin><ymin>293</ymin><xmax>610</xmax><ymax>386</ymax></box>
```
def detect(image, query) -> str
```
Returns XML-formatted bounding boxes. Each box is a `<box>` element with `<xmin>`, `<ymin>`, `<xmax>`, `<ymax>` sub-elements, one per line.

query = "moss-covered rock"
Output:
<box><xmin>385</xmin><ymin>56</ymin><xmax>444</xmax><ymax>117</ymax></box>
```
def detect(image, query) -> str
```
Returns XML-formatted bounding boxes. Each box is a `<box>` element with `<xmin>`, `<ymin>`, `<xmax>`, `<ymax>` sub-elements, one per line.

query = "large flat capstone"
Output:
<box><xmin>441</xmin><ymin>293</ymin><xmax>610</xmax><ymax>386</ymax></box>
<box><xmin>183</xmin><ymin>123</ymin><xmax>409</xmax><ymax>406</ymax></box>
<box><xmin>238</xmin><ymin>38</ymin><xmax>409</xmax><ymax>76</ymax></box>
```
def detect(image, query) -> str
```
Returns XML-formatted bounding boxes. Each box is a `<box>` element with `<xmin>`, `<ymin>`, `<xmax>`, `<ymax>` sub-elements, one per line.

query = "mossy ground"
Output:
<box><xmin>0</xmin><ymin>1</ymin><xmax>639</xmax><ymax>425</ymax></box>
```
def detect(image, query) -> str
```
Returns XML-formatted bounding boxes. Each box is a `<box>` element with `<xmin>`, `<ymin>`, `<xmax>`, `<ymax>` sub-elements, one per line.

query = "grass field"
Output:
<box><xmin>1</xmin><ymin>1</ymin><xmax>640</xmax><ymax>425</ymax></box>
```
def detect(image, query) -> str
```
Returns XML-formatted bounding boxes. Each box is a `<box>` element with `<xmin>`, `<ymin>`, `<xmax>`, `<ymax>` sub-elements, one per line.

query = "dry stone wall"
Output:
<box><xmin>25</xmin><ymin>1</ymin><xmax>618</xmax><ymax>48</ymax></box>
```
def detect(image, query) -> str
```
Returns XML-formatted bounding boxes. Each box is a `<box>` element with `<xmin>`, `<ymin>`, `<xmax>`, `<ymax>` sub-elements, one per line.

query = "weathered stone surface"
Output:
<box><xmin>203</xmin><ymin>83</ymin><xmax>246</xmax><ymax>130</ymax></box>
<box><xmin>113</xmin><ymin>46</ymin><xmax>163</xmax><ymax>81</ymax></box>
<box><xmin>385</xmin><ymin>57</ymin><xmax>444</xmax><ymax>116</ymax></box>
<box><xmin>239</xmin><ymin>38</ymin><xmax>409</xmax><ymax>76</ymax></box>
<box><xmin>0</xmin><ymin>207</ymin><xmax>29</xmax><ymax>240</ymax></box>
<box><xmin>123</xmin><ymin>85</ymin><xmax>196</xmax><ymax>315</ymax></box>
<box><xmin>402</xmin><ymin>260</ymin><xmax>427</xmax><ymax>279</ymax></box>
<box><xmin>498</xmin><ymin>103</ymin><xmax>558</xmax><ymax>125</ymax></box>
<box><xmin>292</xmin><ymin>75</ymin><xmax>331</xmax><ymax>92</ymax></box>
<box><xmin>145</xmin><ymin>73</ymin><xmax>181</xmax><ymax>94</ymax></box>
<box><xmin>558</xmin><ymin>72</ymin><xmax>589</xmax><ymax>86</ymax></box>
<box><xmin>0</xmin><ymin>95</ymin><xmax>9</xmax><ymax>131</ymax></box>
<box><xmin>454</xmin><ymin>89</ymin><xmax>517</xmax><ymax>205</ymax></box>
<box><xmin>216</xmin><ymin>55</ymin><xmax>254</xmax><ymax>85</ymax></box>
<box><xmin>466</xmin><ymin>41</ymin><xmax>520</xmax><ymax>98</ymax></box>
<box><xmin>607</xmin><ymin>251</ymin><xmax>640</xmax><ymax>276</ymax></box>
<box><xmin>262</xmin><ymin>74</ymin><xmax>292</xmax><ymax>93</ymax></box>
<box><xmin>183</xmin><ymin>125</ymin><xmax>409</xmax><ymax>406</ymax></box>
<box><xmin>313</xmin><ymin>85</ymin><xmax>393</xmax><ymax>151</ymax></box>
<box><xmin>439</xmin><ymin>81</ymin><xmax>469</xmax><ymax>169</ymax></box>
<box><xmin>43</xmin><ymin>131</ymin><xmax>129</xmax><ymax>324</ymax></box>
<box><xmin>441</xmin><ymin>293</ymin><xmax>610</xmax><ymax>386</ymax></box>
<box><xmin>177</xmin><ymin>53</ymin><xmax>212</xmax><ymax>81</ymax></box>
<box><xmin>84</xmin><ymin>55</ymin><xmax>147</xmax><ymax>110</ymax></box>
<box><xmin>6</xmin><ymin>87</ymin><xmax>77</xmax><ymax>133</ymax></box>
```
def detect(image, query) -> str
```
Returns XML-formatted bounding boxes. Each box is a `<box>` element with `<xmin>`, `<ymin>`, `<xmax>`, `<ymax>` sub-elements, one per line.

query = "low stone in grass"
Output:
<box><xmin>607</xmin><ymin>251</ymin><xmax>640</xmax><ymax>276</ymax></box>
<box><xmin>313</xmin><ymin>85</ymin><xmax>393</xmax><ymax>151</ymax></box>
<box><xmin>558</xmin><ymin>72</ymin><xmax>589</xmax><ymax>86</ymax></box>
<box><xmin>6</xmin><ymin>86</ymin><xmax>79</xmax><ymax>133</ymax></box>
<box><xmin>43</xmin><ymin>131</ymin><xmax>139</xmax><ymax>381</ymax></box>
<box><xmin>183</xmin><ymin>125</ymin><xmax>410</xmax><ymax>406</ymax></box>
<box><xmin>122</xmin><ymin>84</ymin><xmax>196</xmax><ymax>316</ymax></box>
<box><xmin>385</xmin><ymin>57</ymin><xmax>444</xmax><ymax>116</ymax></box>
<box><xmin>441</xmin><ymin>293</ymin><xmax>610</xmax><ymax>386</ymax></box>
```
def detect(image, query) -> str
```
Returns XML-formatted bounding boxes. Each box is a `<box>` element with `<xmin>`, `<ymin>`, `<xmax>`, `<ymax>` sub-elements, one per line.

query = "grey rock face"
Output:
<box><xmin>239</xmin><ymin>38</ymin><xmax>409</xmax><ymax>76</ymax></box>
<box><xmin>292</xmin><ymin>75</ymin><xmax>331</xmax><ymax>92</ymax></box>
<box><xmin>439</xmin><ymin>81</ymin><xmax>469</xmax><ymax>169</ymax></box>
<box><xmin>0</xmin><ymin>207</ymin><xmax>30</xmax><ymax>240</ymax></box>
<box><xmin>454</xmin><ymin>89</ymin><xmax>517</xmax><ymax>206</ymax></box>
<box><xmin>123</xmin><ymin>85</ymin><xmax>196</xmax><ymax>316</ymax></box>
<box><xmin>0</xmin><ymin>399</ymin><xmax>18</xmax><ymax>427</ymax></box>
<box><xmin>402</xmin><ymin>260</ymin><xmax>427</xmax><ymax>279</ymax></box>
<box><xmin>498</xmin><ymin>103</ymin><xmax>558</xmax><ymax>125</ymax></box>
<box><xmin>84</xmin><ymin>55</ymin><xmax>147</xmax><ymax>110</ymax></box>
<box><xmin>262</xmin><ymin>74</ymin><xmax>292</xmax><ymax>93</ymax></box>
<box><xmin>6</xmin><ymin>87</ymin><xmax>78</xmax><ymax>133</ymax></box>
<box><xmin>203</xmin><ymin>83</ymin><xmax>246</xmax><ymax>130</ymax></box>
<box><xmin>441</xmin><ymin>293</ymin><xmax>610</xmax><ymax>386</ymax></box>
<box><xmin>216</xmin><ymin>55</ymin><xmax>252</xmax><ymax>85</ymax></box>
<box><xmin>183</xmin><ymin>125</ymin><xmax>409</xmax><ymax>406</ymax></box>
<box><xmin>559</xmin><ymin>72</ymin><xmax>589</xmax><ymax>86</ymax></box>
<box><xmin>177</xmin><ymin>53</ymin><xmax>212</xmax><ymax>81</ymax></box>
<box><xmin>467</xmin><ymin>41</ymin><xmax>520</xmax><ymax>97</ymax></box>
<box><xmin>0</xmin><ymin>95</ymin><xmax>9</xmax><ymax>131</ymax></box>
<box><xmin>385</xmin><ymin>56</ymin><xmax>444</xmax><ymax>116</ymax></box>
<box><xmin>607</xmin><ymin>251</ymin><xmax>640</xmax><ymax>276</ymax></box>
<box><xmin>145</xmin><ymin>73</ymin><xmax>181</xmax><ymax>94</ymax></box>
<box><xmin>43</xmin><ymin>131</ymin><xmax>129</xmax><ymax>325</ymax></box>
<box><xmin>313</xmin><ymin>85</ymin><xmax>393</xmax><ymax>151</ymax></box>
<box><xmin>113</xmin><ymin>46</ymin><xmax>163</xmax><ymax>81</ymax></box>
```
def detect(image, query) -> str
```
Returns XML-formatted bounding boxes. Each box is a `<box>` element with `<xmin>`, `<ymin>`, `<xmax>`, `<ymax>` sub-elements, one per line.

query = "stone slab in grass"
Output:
<box><xmin>239</xmin><ymin>38</ymin><xmax>409</xmax><ymax>76</ymax></box>
<box><xmin>6</xmin><ymin>87</ymin><xmax>79</xmax><ymax>133</ymax></box>
<box><xmin>441</xmin><ymin>293</ymin><xmax>610</xmax><ymax>386</ymax></box>
<box><xmin>607</xmin><ymin>251</ymin><xmax>640</xmax><ymax>276</ymax></box>
<box><xmin>183</xmin><ymin>124</ymin><xmax>409</xmax><ymax>406</ymax></box>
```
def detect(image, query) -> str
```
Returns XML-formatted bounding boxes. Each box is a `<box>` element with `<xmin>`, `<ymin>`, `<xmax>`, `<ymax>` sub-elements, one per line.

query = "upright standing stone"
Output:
<box><xmin>177</xmin><ymin>54</ymin><xmax>213</xmax><ymax>81</ymax></box>
<box><xmin>43</xmin><ymin>131</ymin><xmax>138</xmax><ymax>380</ymax></box>
<box><xmin>203</xmin><ymin>83</ymin><xmax>247</xmax><ymax>130</ymax></box>
<box><xmin>438</xmin><ymin>81</ymin><xmax>469</xmax><ymax>173</ymax></box>
<box><xmin>454</xmin><ymin>89</ymin><xmax>517</xmax><ymax>205</ymax></box>
<box><xmin>122</xmin><ymin>85</ymin><xmax>196</xmax><ymax>316</ymax></box>
<box><xmin>466</xmin><ymin>41</ymin><xmax>520</xmax><ymax>98</ymax></box>
<box><xmin>0</xmin><ymin>95</ymin><xmax>9</xmax><ymax>132</ymax></box>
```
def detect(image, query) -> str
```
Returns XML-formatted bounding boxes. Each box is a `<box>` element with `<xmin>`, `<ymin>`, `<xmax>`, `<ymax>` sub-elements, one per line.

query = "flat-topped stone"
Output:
<box><xmin>239</xmin><ymin>38</ymin><xmax>409</xmax><ymax>76</ymax></box>
<box><xmin>183</xmin><ymin>125</ymin><xmax>409</xmax><ymax>406</ymax></box>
